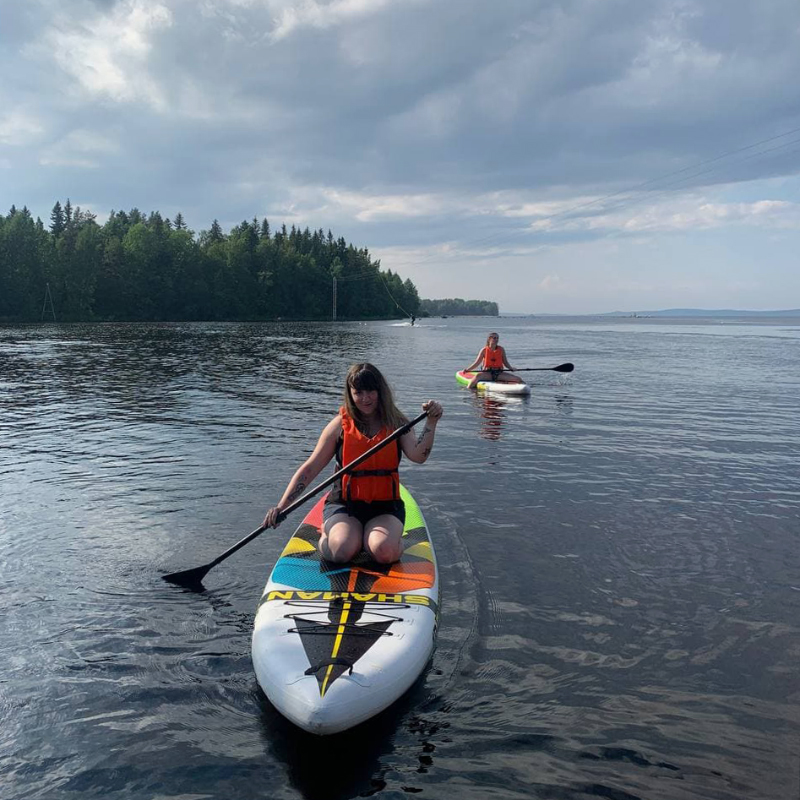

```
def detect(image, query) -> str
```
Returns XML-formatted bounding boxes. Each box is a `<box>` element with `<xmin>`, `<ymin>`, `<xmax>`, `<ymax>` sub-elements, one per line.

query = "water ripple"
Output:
<box><xmin>2</xmin><ymin>318</ymin><xmax>800</xmax><ymax>799</ymax></box>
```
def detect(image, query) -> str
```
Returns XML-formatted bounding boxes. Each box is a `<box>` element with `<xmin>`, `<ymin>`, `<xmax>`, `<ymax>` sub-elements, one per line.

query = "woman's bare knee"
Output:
<box><xmin>319</xmin><ymin>534</ymin><xmax>360</xmax><ymax>562</ymax></box>
<box><xmin>364</xmin><ymin>517</ymin><xmax>403</xmax><ymax>563</ymax></box>
<box><xmin>320</xmin><ymin>518</ymin><xmax>363</xmax><ymax>562</ymax></box>
<box><xmin>369</xmin><ymin>538</ymin><xmax>402</xmax><ymax>564</ymax></box>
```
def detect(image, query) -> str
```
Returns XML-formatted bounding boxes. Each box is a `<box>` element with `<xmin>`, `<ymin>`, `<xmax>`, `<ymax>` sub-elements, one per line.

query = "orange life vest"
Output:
<box><xmin>482</xmin><ymin>346</ymin><xmax>504</xmax><ymax>370</ymax></box>
<box><xmin>337</xmin><ymin>407</ymin><xmax>401</xmax><ymax>502</ymax></box>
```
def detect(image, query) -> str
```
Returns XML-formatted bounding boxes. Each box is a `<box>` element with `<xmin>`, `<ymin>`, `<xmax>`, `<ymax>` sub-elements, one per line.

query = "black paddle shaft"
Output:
<box><xmin>222</xmin><ymin>409</ymin><xmax>426</xmax><ymax>557</ymax></box>
<box><xmin>162</xmin><ymin>410</ymin><xmax>428</xmax><ymax>586</ymax></box>
<box><xmin>512</xmin><ymin>363</ymin><xmax>574</xmax><ymax>372</ymax></box>
<box><xmin>464</xmin><ymin>363</ymin><xmax>573</xmax><ymax>374</ymax></box>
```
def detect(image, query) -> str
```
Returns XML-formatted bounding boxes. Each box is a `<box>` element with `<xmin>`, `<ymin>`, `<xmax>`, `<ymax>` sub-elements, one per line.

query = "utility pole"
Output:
<box><xmin>332</xmin><ymin>276</ymin><xmax>337</xmax><ymax>321</ymax></box>
<box><xmin>41</xmin><ymin>282</ymin><xmax>56</xmax><ymax>322</ymax></box>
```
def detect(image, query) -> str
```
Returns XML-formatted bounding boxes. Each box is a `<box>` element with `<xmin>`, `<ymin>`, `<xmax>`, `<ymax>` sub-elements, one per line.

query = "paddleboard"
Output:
<box><xmin>455</xmin><ymin>369</ymin><xmax>531</xmax><ymax>395</ymax></box>
<box><xmin>252</xmin><ymin>484</ymin><xmax>439</xmax><ymax>735</ymax></box>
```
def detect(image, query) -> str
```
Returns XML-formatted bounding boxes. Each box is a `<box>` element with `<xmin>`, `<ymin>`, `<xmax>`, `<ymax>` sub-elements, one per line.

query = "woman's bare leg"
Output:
<box><xmin>320</xmin><ymin>514</ymin><xmax>364</xmax><ymax>562</ymax></box>
<box><xmin>467</xmin><ymin>370</ymin><xmax>491</xmax><ymax>389</ymax></box>
<box><xmin>363</xmin><ymin>515</ymin><xmax>404</xmax><ymax>564</ymax></box>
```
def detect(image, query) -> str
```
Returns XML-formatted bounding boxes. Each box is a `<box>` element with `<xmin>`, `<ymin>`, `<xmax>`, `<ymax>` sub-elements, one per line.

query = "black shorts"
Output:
<box><xmin>322</xmin><ymin>499</ymin><xmax>406</xmax><ymax>527</ymax></box>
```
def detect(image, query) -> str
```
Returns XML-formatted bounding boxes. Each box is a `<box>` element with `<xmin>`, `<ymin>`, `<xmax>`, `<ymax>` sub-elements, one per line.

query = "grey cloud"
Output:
<box><xmin>3</xmin><ymin>0</ymin><xmax>800</xmax><ymax>238</ymax></box>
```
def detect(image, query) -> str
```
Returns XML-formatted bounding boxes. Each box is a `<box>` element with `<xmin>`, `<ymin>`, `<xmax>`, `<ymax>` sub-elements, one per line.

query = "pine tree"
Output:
<box><xmin>209</xmin><ymin>219</ymin><xmax>224</xmax><ymax>242</ymax></box>
<box><xmin>0</xmin><ymin>203</ymin><xmax>429</xmax><ymax>323</ymax></box>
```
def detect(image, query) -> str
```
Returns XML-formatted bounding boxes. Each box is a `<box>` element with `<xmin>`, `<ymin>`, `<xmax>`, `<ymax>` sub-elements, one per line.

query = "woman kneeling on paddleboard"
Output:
<box><xmin>263</xmin><ymin>363</ymin><xmax>443</xmax><ymax>564</ymax></box>
<box><xmin>463</xmin><ymin>332</ymin><xmax>522</xmax><ymax>389</ymax></box>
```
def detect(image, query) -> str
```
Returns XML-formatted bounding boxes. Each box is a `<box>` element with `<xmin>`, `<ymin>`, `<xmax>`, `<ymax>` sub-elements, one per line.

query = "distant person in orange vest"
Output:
<box><xmin>463</xmin><ymin>332</ymin><xmax>523</xmax><ymax>388</ymax></box>
<box><xmin>263</xmin><ymin>363</ymin><xmax>442</xmax><ymax>564</ymax></box>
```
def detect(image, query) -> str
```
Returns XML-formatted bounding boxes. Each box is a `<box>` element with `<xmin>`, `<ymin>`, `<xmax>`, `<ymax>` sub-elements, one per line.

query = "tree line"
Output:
<box><xmin>420</xmin><ymin>298</ymin><xmax>498</xmax><ymax>317</ymax></box>
<box><xmin>0</xmin><ymin>202</ymin><xmax>422</xmax><ymax>323</ymax></box>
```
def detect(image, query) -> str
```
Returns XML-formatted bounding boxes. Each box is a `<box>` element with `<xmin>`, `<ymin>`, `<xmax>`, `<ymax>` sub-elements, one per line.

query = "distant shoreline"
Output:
<box><xmin>503</xmin><ymin>309</ymin><xmax>800</xmax><ymax>318</ymax></box>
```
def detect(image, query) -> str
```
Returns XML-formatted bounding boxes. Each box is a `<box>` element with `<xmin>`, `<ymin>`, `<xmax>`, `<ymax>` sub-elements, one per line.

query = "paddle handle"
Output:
<box><xmin>204</xmin><ymin>410</ymin><xmax>429</xmax><ymax>569</ymax></box>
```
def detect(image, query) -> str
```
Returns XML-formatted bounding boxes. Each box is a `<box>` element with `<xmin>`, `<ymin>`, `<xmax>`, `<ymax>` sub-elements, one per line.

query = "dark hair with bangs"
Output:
<box><xmin>343</xmin><ymin>363</ymin><xmax>407</xmax><ymax>430</ymax></box>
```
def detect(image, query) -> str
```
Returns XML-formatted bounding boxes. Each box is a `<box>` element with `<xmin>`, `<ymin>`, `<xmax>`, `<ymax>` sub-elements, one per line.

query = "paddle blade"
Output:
<box><xmin>162</xmin><ymin>563</ymin><xmax>212</xmax><ymax>590</ymax></box>
<box><xmin>554</xmin><ymin>362</ymin><xmax>574</xmax><ymax>372</ymax></box>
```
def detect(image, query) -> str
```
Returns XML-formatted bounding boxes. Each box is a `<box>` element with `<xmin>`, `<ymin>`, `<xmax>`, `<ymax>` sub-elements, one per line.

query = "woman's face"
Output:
<box><xmin>350</xmin><ymin>385</ymin><xmax>379</xmax><ymax>416</ymax></box>
<box><xmin>488</xmin><ymin>334</ymin><xmax>499</xmax><ymax>348</ymax></box>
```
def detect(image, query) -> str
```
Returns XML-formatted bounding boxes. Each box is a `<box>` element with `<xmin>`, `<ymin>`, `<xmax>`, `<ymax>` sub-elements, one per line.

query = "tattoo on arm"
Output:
<box><xmin>416</xmin><ymin>425</ymin><xmax>432</xmax><ymax>445</ymax></box>
<box><xmin>415</xmin><ymin>425</ymin><xmax>434</xmax><ymax>461</ymax></box>
<box><xmin>285</xmin><ymin>482</ymin><xmax>306</xmax><ymax>503</ymax></box>
<box><xmin>284</xmin><ymin>471</ymin><xmax>309</xmax><ymax>505</ymax></box>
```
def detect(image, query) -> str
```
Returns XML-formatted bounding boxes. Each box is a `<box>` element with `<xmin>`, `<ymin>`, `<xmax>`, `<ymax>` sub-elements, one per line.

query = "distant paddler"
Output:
<box><xmin>463</xmin><ymin>332</ymin><xmax>523</xmax><ymax>388</ymax></box>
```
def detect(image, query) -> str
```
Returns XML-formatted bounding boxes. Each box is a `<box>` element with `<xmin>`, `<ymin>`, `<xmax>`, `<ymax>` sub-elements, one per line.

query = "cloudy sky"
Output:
<box><xmin>2</xmin><ymin>0</ymin><xmax>800</xmax><ymax>313</ymax></box>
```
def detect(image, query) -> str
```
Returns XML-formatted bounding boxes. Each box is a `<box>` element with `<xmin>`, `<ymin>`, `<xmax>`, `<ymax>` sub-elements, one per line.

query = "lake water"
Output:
<box><xmin>2</xmin><ymin>315</ymin><xmax>799</xmax><ymax>800</ymax></box>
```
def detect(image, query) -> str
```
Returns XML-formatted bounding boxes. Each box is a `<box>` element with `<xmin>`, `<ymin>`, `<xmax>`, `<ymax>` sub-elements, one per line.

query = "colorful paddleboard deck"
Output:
<box><xmin>252</xmin><ymin>484</ymin><xmax>439</xmax><ymax>735</ymax></box>
<box><xmin>456</xmin><ymin>369</ymin><xmax>531</xmax><ymax>395</ymax></box>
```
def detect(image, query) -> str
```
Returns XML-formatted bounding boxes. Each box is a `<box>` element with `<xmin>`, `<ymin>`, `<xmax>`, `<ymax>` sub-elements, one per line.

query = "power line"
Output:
<box><xmin>537</xmin><ymin>124</ymin><xmax>800</xmax><ymax>226</ymax></box>
<box><xmin>330</xmin><ymin>266</ymin><xmax>415</xmax><ymax>318</ymax></box>
<box><xmin>335</xmin><ymin>269</ymin><xmax>383</xmax><ymax>283</ymax></box>
<box><xmin>377</xmin><ymin>270</ymin><xmax>413</xmax><ymax>318</ymax></box>
<box><xmin>382</xmin><ymin>123</ymin><xmax>800</xmax><ymax>270</ymax></box>
<box><xmin>588</xmin><ymin>134</ymin><xmax>800</xmax><ymax>222</ymax></box>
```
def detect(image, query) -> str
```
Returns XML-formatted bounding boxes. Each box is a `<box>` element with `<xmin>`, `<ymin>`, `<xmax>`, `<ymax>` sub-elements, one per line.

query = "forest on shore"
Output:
<box><xmin>420</xmin><ymin>298</ymin><xmax>498</xmax><ymax>316</ymax></box>
<box><xmin>0</xmin><ymin>202</ymin><xmax>423</xmax><ymax>323</ymax></box>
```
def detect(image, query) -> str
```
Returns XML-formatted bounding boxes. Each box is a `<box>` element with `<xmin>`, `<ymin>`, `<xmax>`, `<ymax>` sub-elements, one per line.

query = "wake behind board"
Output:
<box><xmin>456</xmin><ymin>369</ymin><xmax>531</xmax><ymax>395</ymax></box>
<box><xmin>251</xmin><ymin>484</ymin><xmax>439</xmax><ymax>735</ymax></box>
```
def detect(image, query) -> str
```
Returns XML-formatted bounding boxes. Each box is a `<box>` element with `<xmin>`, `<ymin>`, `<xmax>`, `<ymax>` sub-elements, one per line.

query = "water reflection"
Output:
<box><xmin>477</xmin><ymin>395</ymin><xmax>505</xmax><ymax>441</ymax></box>
<box><xmin>469</xmin><ymin>392</ymin><xmax>528</xmax><ymax>441</ymax></box>
<box><xmin>0</xmin><ymin>322</ymin><xmax>380</xmax><ymax>423</ymax></box>
<box><xmin>554</xmin><ymin>394</ymin><xmax>574</xmax><ymax>415</ymax></box>
<box><xmin>257</xmin><ymin>673</ymin><xmax>437</xmax><ymax>799</ymax></box>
